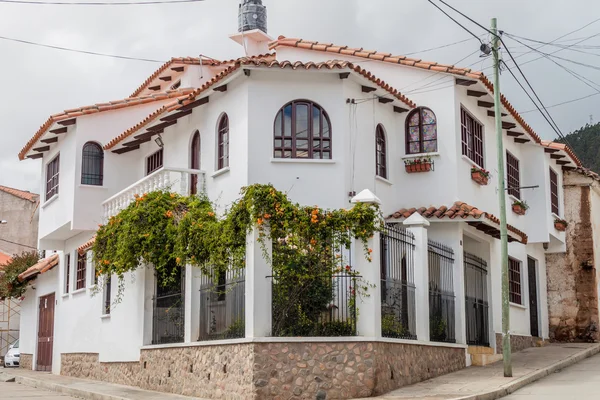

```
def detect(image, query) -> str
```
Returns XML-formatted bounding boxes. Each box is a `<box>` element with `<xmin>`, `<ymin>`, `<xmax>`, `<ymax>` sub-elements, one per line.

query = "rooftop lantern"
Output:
<box><xmin>238</xmin><ymin>0</ymin><xmax>267</xmax><ymax>34</ymax></box>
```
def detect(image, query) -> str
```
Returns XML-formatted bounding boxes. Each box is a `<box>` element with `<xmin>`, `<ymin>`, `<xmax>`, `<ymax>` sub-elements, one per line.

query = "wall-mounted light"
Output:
<box><xmin>0</xmin><ymin>220</ymin><xmax>7</xmax><ymax>225</ymax></box>
<box><xmin>155</xmin><ymin>134</ymin><xmax>164</xmax><ymax>148</ymax></box>
<box><xmin>543</xmin><ymin>242</ymin><xmax>549</xmax><ymax>251</ymax></box>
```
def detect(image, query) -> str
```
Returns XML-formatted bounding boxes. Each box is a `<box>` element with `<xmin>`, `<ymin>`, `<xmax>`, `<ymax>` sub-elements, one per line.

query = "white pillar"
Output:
<box><xmin>453</xmin><ymin>226</ymin><xmax>467</xmax><ymax>345</ymax></box>
<box><xmin>245</xmin><ymin>227</ymin><xmax>272</xmax><ymax>338</ymax></box>
<box><xmin>403</xmin><ymin>213</ymin><xmax>430</xmax><ymax>342</ymax></box>
<box><xmin>184</xmin><ymin>264</ymin><xmax>200</xmax><ymax>343</ymax></box>
<box><xmin>354</xmin><ymin>233</ymin><xmax>382</xmax><ymax>338</ymax></box>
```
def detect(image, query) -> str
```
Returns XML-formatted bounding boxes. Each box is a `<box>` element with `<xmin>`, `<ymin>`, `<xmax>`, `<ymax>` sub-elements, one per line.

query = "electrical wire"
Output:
<box><xmin>0</xmin><ymin>238</ymin><xmax>37</xmax><ymax>250</ymax></box>
<box><xmin>506</xmin><ymin>34</ymin><xmax>600</xmax><ymax>56</ymax></box>
<box><xmin>0</xmin><ymin>0</ymin><xmax>205</xmax><ymax>5</ymax></box>
<box><xmin>426</xmin><ymin>0</ymin><xmax>483</xmax><ymax>44</ymax></box>
<box><xmin>519</xmin><ymin>92</ymin><xmax>600</xmax><ymax>114</ymax></box>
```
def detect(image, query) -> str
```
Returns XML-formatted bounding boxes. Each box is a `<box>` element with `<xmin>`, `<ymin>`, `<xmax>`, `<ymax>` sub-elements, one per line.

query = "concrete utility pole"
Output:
<box><xmin>491</xmin><ymin>17</ymin><xmax>512</xmax><ymax>377</ymax></box>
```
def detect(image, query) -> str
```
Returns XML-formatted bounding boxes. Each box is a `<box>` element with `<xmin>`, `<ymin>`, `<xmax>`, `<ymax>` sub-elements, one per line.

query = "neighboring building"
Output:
<box><xmin>547</xmin><ymin>166</ymin><xmax>600</xmax><ymax>342</ymax></box>
<box><xmin>14</xmin><ymin>1</ymin><xmax>580</xmax><ymax>398</ymax></box>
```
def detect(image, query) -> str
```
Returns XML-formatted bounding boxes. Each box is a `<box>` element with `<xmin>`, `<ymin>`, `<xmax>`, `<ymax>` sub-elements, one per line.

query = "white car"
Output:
<box><xmin>4</xmin><ymin>339</ymin><xmax>19</xmax><ymax>367</ymax></box>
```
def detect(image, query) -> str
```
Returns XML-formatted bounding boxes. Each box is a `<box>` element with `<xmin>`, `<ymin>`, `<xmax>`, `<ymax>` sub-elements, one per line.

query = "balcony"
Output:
<box><xmin>102</xmin><ymin>167</ymin><xmax>206</xmax><ymax>219</ymax></box>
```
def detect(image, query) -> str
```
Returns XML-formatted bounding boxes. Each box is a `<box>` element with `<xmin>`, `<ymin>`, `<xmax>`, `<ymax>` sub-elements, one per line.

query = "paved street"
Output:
<box><xmin>0</xmin><ymin>381</ymin><xmax>79</xmax><ymax>399</ymax></box>
<box><xmin>504</xmin><ymin>351</ymin><xmax>600</xmax><ymax>400</ymax></box>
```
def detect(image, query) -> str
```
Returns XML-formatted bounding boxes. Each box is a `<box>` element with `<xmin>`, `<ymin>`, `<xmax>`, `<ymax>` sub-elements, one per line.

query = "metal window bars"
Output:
<box><xmin>428</xmin><ymin>240</ymin><xmax>456</xmax><ymax>343</ymax></box>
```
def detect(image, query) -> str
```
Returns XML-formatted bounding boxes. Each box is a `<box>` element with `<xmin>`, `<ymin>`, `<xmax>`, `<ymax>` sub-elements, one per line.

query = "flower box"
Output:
<box><xmin>554</xmin><ymin>219</ymin><xmax>568</xmax><ymax>232</ymax></box>
<box><xmin>471</xmin><ymin>168</ymin><xmax>490</xmax><ymax>186</ymax></box>
<box><xmin>512</xmin><ymin>201</ymin><xmax>528</xmax><ymax>216</ymax></box>
<box><xmin>405</xmin><ymin>158</ymin><xmax>433</xmax><ymax>174</ymax></box>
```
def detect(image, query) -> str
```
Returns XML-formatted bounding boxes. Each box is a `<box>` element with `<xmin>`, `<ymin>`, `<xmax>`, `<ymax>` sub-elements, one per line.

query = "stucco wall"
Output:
<box><xmin>0</xmin><ymin>190</ymin><xmax>38</xmax><ymax>255</ymax></box>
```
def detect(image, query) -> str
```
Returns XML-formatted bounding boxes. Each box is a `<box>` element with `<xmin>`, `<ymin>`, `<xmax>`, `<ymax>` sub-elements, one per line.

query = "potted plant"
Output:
<box><xmin>554</xmin><ymin>218</ymin><xmax>568</xmax><ymax>232</ymax></box>
<box><xmin>405</xmin><ymin>157</ymin><xmax>433</xmax><ymax>173</ymax></box>
<box><xmin>512</xmin><ymin>200</ymin><xmax>529</xmax><ymax>216</ymax></box>
<box><xmin>471</xmin><ymin>167</ymin><xmax>490</xmax><ymax>185</ymax></box>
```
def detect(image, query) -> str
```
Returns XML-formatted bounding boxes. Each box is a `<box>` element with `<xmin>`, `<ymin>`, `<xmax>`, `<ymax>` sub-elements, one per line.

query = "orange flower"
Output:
<box><xmin>208</xmin><ymin>212</ymin><xmax>215</xmax><ymax>217</ymax></box>
<box><xmin>103</xmin><ymin>260</ymin><xmax>110</xmax><ymax>265</ymax></box>
<box><xmin>165</xmin><ymin>210</ymin><xmax>173</xmax><ymax>218</ymax></box>
<box><xmin>176</xmin><ymin>257</ymin><xmax>181</xmax><ymax>264</ymax></box>
<box><xmin>312</xmin><ymin>209</ymin><xmax>319</xmax><ymax>215</ymax></box>
<box><xmin>257</xmin><ymin>218</ymin><xmax>263</xmax><ymax>225</ymax></box>
<box><xmin>134</xmin><ymin>194</ymin><xmax>140</xmax><ymax>199</ymax></box>
<box><xmin>170</xmin><ymin>193</ymin><xmax>176</xmax><ymax>198</ymax></box>
<box><xmin>264</xmin><ymin>213</ymin><xmax>271</xmax><ymax>219</ymax></box>
<box><xmin>368</xmin><ymin>248</ymin><xmax>373</xmax><ymax>254</ymax></box>
<box><xmin>310</xmin><ymin>239</ymin><xmax>317</xmax><ymax>246</ymax></box>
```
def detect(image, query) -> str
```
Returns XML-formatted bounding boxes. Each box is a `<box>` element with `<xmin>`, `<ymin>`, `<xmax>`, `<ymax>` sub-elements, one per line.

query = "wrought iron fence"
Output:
<box><xmin>199</xmin><ymin>268</ymin><xmax>245</xmax><ymax>341</ymax></box>
<box><xmin>428</xmin><ymin>240</ymin><xmax>456</xmax><ymax>343</ymax></box>
<box><xmin>380</xmin><ymin>223</ymin><xmax>417</xmax><ymax>340</ymax></box>
<box><xmin>152</xmin><ymin>266</ymin><xmax>185</xmax><ymax>345</ymax></box>
<box><xmin>464</xmin><ymin>252</ymin><xmax>489</xmax><ymax>346</ymax></box>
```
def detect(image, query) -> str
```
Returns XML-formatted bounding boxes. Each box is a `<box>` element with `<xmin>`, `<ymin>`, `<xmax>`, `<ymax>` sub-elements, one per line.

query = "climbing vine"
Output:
<box><xmin>93</xmin><ymin>184</ymin><xmax>383</xmax><ymax>311</ymax></box>
<box><xmin>0</xmin><ymin>251</ymin><xmax>40</xmax><ymax>300</ymax></box>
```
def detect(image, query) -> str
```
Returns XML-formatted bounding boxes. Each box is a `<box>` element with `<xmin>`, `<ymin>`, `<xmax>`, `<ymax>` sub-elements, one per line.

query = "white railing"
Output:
<box><xmin>102</xmin><ymin>167</ymin><xmax>206</xmax><ymax>219</ymax></box>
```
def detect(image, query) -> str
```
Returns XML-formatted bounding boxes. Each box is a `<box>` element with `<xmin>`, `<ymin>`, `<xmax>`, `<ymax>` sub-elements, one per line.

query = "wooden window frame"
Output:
<box><xmin>81</xmin><ymin>142</ymin><xmax>104</xmax><ymax>186</ymax></box>
<box><xmin>45</xmin><ymin>154</ymin><xmax>60</xmax><ymax>201</ymax></box>
<box><xmin>217</xmin><ymin>114</ymin><xmax>229</xmax><ymax>170</ymax></box>
<box><xmin>509</xmin><ymin>257</ymin><xmax>522</xmax><ymax>305</ymax></box>
<box><xmin>103</xmin><ymin>275</ymin><xmax>112</xmax><ymax>315</ymax></box>
<box><xmin>65</xmin><ymin>253</ymin><xmax>71</xmax><ymax>294</ymax></box>
<box><xmin>406</xmin><ymin>107</ymin><xmax>438</xmax><ymax>155</ymax></box>
<box><xmin>550</xmin><ymin>167</ymin><xmax>559</xmax><ymax>215</ymax></box>
<box><xmin>190</xmin><ymin>130</ymin><xmax>201</xmax><ymax>195</ymax></box>
<box><xmin>76</xmin><ymin>252</ymin><xmax>87</xmax><ymax>291</ymax></box>
<box><xmin>273</xmin><ymin>100</ymin><xmax>332</xmax><ymax>160</ymax></box>
<box><xmin>460</xmin><ymin>108</ymin><xmax>484</xmax><ymax>167</ymax></box>
<box><xmin>506</xmin><ymin>151</ymin><xmax>521</xmax><ymax>199</ymax></box>
<box><xmin>376</xmin><ymin>124</ymin><xmax>387</xmax><ymax>179</ymax></box>
<box><xmin>146</xmin><ymin>149</ymin><xmax>164</xmax><ymax>176</ymax></box>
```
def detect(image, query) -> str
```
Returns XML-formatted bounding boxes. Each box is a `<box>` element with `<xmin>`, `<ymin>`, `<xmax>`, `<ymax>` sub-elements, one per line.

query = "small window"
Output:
<box><xmin>461</xmin><ymin>108</ymin><xmax>484</xmax><ymax>167</ymax></box>
<box><xmin>45</xmin><ymin>154</ymin><xmax>60</xmax><ymax>201</ymax></box>
<box><xmin>76</xmin><ymin>252</ymin><xmax>87</xmax><ymax>290</ymax></box>
<box><xmin>217</xmin><ymin>114</ymin><xmax>229</xmax><ymax>170</ymax></box>
<box><xmin>506</xmin><ymin>152</ymin><xmax>521</xmax><ymax>199</ymax></box>
<box><xmin>273</xmin><ymin>100</ymin><xmax>332</xmax><ymax>159</ymax></box>
<box><xmin>509</xmin><ymin>258</ymin><xmax>522</xmax><ymax>304</ymax></box>
<box><xmin>81</xmin><ymin>142</ymin><xmax>104</xmax><ymax>186</ymax></box>
<box><xmin>550</xmin><ymin>168</ymin><xmax>559</xmax><ymax>215</ymax></box>
<box><xmin>146</xmin><ymin>149</ymin><xmax>163</xmax><ymax>175</ymax></box>
<box><xmin>103</xmin><ymin>275</ymin><xmax>112</xmax><ymax>315</ymax></box>
<box><xmin>406</xmin><ymin>107</ymin><xmax>437</xmax><ymax>155</ymax></box>
<box><xmin>376</xmin><ymin>124</ymin><xmax>387</xmax><ymax>179</ymax></box>
<box><xmin>64</xmin><ymin>253</ymin><xmax>71</xmax><ymax>294</ymax></box>
<box><xmin>190</xmin><ymin>131</ymin><xmax>201</xmax><ymax>195</ymax></box>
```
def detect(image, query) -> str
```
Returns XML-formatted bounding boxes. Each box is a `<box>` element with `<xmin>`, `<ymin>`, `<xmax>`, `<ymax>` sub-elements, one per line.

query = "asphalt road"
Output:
<box><xmin>504</xmin><ymin>352</ymin><xmax>600</xmax><ymax>400</ymax></box>
<box><xmin>0</xmin><ymin>381</ymin><xmax>79</xmax><ymax>399</ymax></box>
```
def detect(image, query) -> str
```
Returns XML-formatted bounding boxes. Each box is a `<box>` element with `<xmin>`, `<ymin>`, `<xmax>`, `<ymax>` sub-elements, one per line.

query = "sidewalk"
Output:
<box><xmin>362</xmin><ymin>343</ymin><xmax>600</xmax><ymax>400</ymax></box>
<box><xmin>0</xmin><ymin>368</ymin><xmax>207</xmax><ymax>400</ymax></box>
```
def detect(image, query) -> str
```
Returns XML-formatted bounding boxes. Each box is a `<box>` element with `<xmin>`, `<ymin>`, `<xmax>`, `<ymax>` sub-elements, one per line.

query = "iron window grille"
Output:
<box><xmin>152</xmin><ymin>264</ymin><xmax>185</xmax><ymax>344</ymax></box>
<box><xmin>550</xmin><ymin>167</ymin><xmax>559</xmax><ymax>215</ymax></box>
<box><xmin>509</xmin><ymin>257</ymin><xmax>522</xmax><ymax>304</ymax></box>
<box><xmin>428</xmin><ymin>240</ymin><xmax>456</xmax><ymax>343</ymax></box>
<box><xmin>45</xmin><ymin>154</ymin><xmax>60</xmax><ymax>200</ymax></box>
<box><xmin>65</xmin><ymin>253</ymin><xmax>70</xmax><ymax>294</ymax></box>
<box><xmin>103</xmin><ymin>275</ymin><xmax>112</xmax><ymax>315</ymax></box>
<box><xmin>273</xmin><ymin>100</ymin><xmax>332</xmax><ymax>160</ymax></box>
<box><xmin>76</xmin><ymin>252</ymin><xmax>87</xmax><ymax>290</ymax></box>
<box><xmin>464</xmin><ymin>252</ymin><xmax>489</xmax><ymax>346</ymax></box>
<box><xmin>506</xmin><ymin>151</ymin><xmax>521</xmax><ymax>199</ymax></box>
<box><xmin>218</xmin><ymin>114</ymin><xmax>229</xmax><ymax>170</ymax></box>
<box><xmin>376</xmin><ymin>124</ymin><xmax>387</xmax><ymax>179</ymax></box>
<box><xmin>146</xmin><ymin>149</ymin><xmax>163</xmax><ymax>175</ymax></box>
<box><xmin>406</xmin><ymin>107</ymin><xmax>438</xmax><ymax>155</ymax></box>
<box><xmin>81</xmin><ymin>142</ymin><xmax>104</xmax><ymax>186</ymax></box>
<box><xmin>460</xmin><ymin>108</ymin><xmax>484</xmax><ymax>167</ymax></box>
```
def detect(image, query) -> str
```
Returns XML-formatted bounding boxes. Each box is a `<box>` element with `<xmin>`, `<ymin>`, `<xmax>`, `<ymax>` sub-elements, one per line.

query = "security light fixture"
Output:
<box><xmin>543</xmin><ymin>242</ymin><xmax>549</xmax><ymax>251</ymax></box>
<box><xmin>480</xmin><ymin>43</ymin><xmax>492</xmax><ymax>57</ymax></box>
<box><xmin>0</xmin><ymin>220</ymin><xmax>7</xmax><ymax>225</ymax></box>
<box><xmin>155</xmin><ymin>134</ymin><xmax>164</xmax><ymax>148</ymax></box>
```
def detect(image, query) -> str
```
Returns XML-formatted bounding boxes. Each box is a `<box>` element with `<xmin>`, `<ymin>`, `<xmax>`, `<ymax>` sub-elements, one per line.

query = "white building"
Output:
<box><xmin>16</xmin><ymin>1</ymin><xmax>580</xmax><ymax>398</ymax></box>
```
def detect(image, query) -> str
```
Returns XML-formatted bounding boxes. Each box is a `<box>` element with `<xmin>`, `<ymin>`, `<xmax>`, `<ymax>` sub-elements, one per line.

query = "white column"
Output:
<box><xmin>403</xmin><ymin>213</ymin><xmax>430</xmax><ymax>342</ymax></box>
<box><xmin>453</xmin><ymin>226</ymin><xmax>467</xmax><ymax>345</ymax></box>
<box><xmin>245</xmin><ymin>227</ymin><xmax>272</xmax><ymax>338</ymax></box>
<box><xmin>184</xmin><ymin>264</ymin><xmax>195</xmax><ymax>343</ymax></box>
<box><xmin>354</xmin><ymin>233</ymin><xmax>382</xmax><ymax>338</ymax></box>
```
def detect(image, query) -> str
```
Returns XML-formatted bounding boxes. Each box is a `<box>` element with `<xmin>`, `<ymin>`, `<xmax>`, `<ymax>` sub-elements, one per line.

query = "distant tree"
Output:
<box><xmin>558</xmin><ymin>123</ymin><xmax>600</xmax><ymax>173</ymax></box>
<box><xmin>0</xmin><ymin>251</ymin><xmax>40</xmax><ymax>299</ymax></box>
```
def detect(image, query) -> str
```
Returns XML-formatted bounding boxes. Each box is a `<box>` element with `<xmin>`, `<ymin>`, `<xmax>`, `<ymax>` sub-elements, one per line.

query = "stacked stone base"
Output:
<box><xmin>60</xmin><ymin>340</ymin><xmax>465</xmax><ymax>400</ymax></box>
<box><xmin>495</xmin><ymin>334</ymin><xmax>547</xmax><ymax>354</ymax></box>
<box><xmin>19</xmin><ymin>353</ymin><xmax>33</xmax><ymax>370</ymax></box>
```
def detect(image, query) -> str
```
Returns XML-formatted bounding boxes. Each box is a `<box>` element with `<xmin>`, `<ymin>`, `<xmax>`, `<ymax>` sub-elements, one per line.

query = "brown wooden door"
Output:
<box><xmin>190</xmin><ymin>131</ymin><xmax>201</xmax><ymax>195</ymax></box>
<box><xmin>36</xmin><ymin>293</ymin><xmax>55</xmax><ymax>372</ymax></box>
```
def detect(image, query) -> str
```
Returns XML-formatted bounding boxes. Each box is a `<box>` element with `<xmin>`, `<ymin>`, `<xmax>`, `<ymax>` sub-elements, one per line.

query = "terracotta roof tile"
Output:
<box><xmin>0</xmin><ymin>185</ymin><xmax>38</xmax><ymax>202</ymax></box>
<box><xmin>389</xmin><ymin>201</ymin><xmax>528</xmax><ymax>244</ymax></box>
<box><xmin>18</xmin><ymin>254</ymin><xmax>59</xmax><ymax>282</ymax></box>
<box><xmin>572</xmin><ymin>167</ymin><xmax>600</xmax><ymax>182</ymax></box>
<box><xmin>19</xmin><ymin>88</ymin><xmax>195</xmax><ymax>160</ymax></box>
<box><xmin>541</xmin><ymin>140</ymin><xmax>582</xmax><ymax>167</ymax></box>
<box><xmin>78</xmin><ymin>237</ymin><xmax>96</xmax><ymax>255</ymax></box>
<box><xmin>0</xmin><ymin>252</ymin><xmax>11</xmax><ymax>267</ymax></box>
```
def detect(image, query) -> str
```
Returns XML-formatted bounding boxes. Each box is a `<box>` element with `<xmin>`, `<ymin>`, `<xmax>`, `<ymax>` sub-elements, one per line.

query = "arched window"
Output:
<box><xmin>217</xmin><ymin>114</ymin><xmax>229</xmax><ymax>170</ymax></box>
<box><xmin>274</xmin><ymin>100</ymin><xmax>331</xmax><ymax>159</ymax></box>
<box><xmin>376</xmin><ymin>124</ymin><xmax>387</xmax><ymax>179</ymax></box>
<box><xmin>406</xmin><ymin>107</ymin><xmax>437</xmax><ymax>155</ymax></box>
<box><xmin>81</xmin><ymin>142</ymin><xmax>103</xmax><ymax>186</ymax></box>
<box><xmin>190</xmin><ymin>131</ymin><xmax>201</xmax><ymax>195</ymax></box>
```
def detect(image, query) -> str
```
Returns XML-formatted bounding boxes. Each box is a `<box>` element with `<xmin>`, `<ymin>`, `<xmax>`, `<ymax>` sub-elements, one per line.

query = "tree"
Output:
<box><xmin>0</xmin><ymin>251</ymin><xmax>40</xmax><ymax>299</ymax></box>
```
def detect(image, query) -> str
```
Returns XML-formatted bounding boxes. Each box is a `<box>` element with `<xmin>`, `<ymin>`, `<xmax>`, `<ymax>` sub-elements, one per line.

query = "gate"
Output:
<box><xmin>152</xmin><ymin>267</ymin><xmax>185</xmax><ymax>345</ymax></box>
<box><xmin>464</xmin><ymin>252</ymin><xmax>489</xmax><ymax>346</ymax></box>
<box><xmin>36</xmin><ymin>293</ymin><xmax>55</xmax><ymax>371</ymax></box>
<box><xmin>528</xmin><ymin>257</ymin><xmax>539</xmax><ymax>337</ymax></box>
<box><xmin>429</xmin><ymin>241</ymin><xmax>456</xmax><ymax>343</ymax></box>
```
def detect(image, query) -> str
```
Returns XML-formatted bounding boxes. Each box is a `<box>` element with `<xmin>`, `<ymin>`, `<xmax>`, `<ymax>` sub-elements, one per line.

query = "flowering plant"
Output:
<box><xmin>404</xmin><ymin>157</ymin><xmax>432</xmax><ymax>166</ymax></box>
<box><xmin>471</xmin><ymin>166</ymin><xmax>491</xmax><ymax>178</ymax></box>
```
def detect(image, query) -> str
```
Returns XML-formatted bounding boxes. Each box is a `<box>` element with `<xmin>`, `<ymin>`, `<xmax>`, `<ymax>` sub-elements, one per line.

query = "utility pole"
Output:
<box><xmin>491</xmin><ymin>17</ymin><xmax>512</xmax><ymax>378</ymax></box>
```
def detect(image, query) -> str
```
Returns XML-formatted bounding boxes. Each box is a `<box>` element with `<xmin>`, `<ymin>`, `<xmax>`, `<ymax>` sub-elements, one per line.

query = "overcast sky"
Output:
<box><xmin>0</xmin><ymin>0</ymin><xmax>598</xmax><ymax>193</ymax></box>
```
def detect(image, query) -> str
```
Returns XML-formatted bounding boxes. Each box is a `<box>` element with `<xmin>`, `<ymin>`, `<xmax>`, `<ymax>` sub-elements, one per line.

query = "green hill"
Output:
<box><xmin>558</xmin><ymin>123</ymin><xmax>600</xmax><ymax>173</ymax></box>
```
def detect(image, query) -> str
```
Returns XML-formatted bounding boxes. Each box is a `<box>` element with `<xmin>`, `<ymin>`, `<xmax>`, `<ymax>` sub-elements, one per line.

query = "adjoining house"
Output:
<box><xmin>546</xmin><ymin>165</ymin><xmax>600</xmax><ymax>342</ymax></box>
<box><xmin>14</xmin><ymin>1</ymin><xmax>580</xmax><ymax>398</ymax></box>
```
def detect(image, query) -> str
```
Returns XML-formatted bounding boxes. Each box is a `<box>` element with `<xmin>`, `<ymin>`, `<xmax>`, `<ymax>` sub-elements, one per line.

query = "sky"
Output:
<box><xmin>0</xmin><ymin>0</ymin><xmax>599</xmax><ymax>193</ymax></box>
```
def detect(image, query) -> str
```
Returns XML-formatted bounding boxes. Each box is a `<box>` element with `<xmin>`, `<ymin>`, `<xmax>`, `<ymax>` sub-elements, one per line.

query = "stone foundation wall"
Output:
<box><xmin>495</xmin><ymin>334</ymin><xmax>544</xmax><ymax>354</ymax></box>
<box><xmin>61</xmin><ymin>340</ymin><xmax>466</xmax><ymax>400</ymax></box>
<box><xmin>19</xmin><ymin>353</ymin><xmax>33</xmax><ymax>370</ymax></box>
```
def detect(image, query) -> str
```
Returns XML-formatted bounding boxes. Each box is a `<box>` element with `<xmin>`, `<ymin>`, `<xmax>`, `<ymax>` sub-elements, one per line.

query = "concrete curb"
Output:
<box><xmin>455</xmin><ymin>344</ymin><xmax>600</xmax><ymax>400</ymax></box>
<box><xmin>12</xmin><ymin>375</ymin><xmax>129</xmax><ymax>400</ymax></box>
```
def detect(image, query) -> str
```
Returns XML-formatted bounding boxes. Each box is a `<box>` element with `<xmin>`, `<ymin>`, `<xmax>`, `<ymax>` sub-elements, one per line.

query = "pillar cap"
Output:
<box><xmin>351</xmin><ymin>189</ymin><xmax>381</xmax><ymax>205</ymax></box>
<box><xmin>402</xmin><ymin>212</ymin><xmax>430</xmax><ymax>227</ymax></box>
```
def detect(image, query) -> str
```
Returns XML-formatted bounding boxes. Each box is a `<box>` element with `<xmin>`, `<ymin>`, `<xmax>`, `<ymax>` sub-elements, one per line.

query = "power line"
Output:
<box><xmin>519</xmin><ymin>92</ymin><xmax>600</xmax><ymax>114</ymax></box>
<box><xmin>0</xmin><ymin>34</ymin><xmax>165</xmax><ymax>63</ymax></box>
<box><xmin>0</xmin><ymin>238</ymin><xmax>37</xmax><ymax>250</ymax></box>
<box><xmin>507</xmin><ymin>33</ymin><xmax>600</xmax><ymax>56</ymax></box>
<box><xmin>0</xmin><ymin>0</ymin><xmax>205</xmax><ymax>5</ymax></box>
<box><xmin>426</xmin><ymin>0</ymin><xmax>483</xmax><ymax>44</ymax></box>
<box><xmin>403</xmin><ymin>36</ymin><xmax>479</xmax><ymax>56</ymax></box>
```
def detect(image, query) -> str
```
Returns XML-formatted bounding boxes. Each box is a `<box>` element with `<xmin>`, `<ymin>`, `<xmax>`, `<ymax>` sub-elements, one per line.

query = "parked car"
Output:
<box><xmin>4</xmin><ymin>339</ymin><xmax>19</xmax><ymax>367</ymax></box>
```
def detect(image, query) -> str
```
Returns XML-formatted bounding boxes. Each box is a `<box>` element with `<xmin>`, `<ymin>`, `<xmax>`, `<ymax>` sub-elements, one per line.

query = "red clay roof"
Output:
<box><xmin>78</xmin><ymin>237</ymin><xmax>96</xmax><ymax>255</ymax></box>
<box><xmin>18</xmin><ymin>88</ymin><xmax>196</xmax><ymax>161</ymax></box>
<box><xmin>389</xmin><ymin>201</ymin><xmax>528</xmax><ymax>244</ymax></box>
<box><xmin>541</xmin><ymin>140</ymin><xmax>582</xmax><ymax>167</ymax></box>
<box><xmin>106</xmin><ymin>59</ymin><xmax>416</xmax><ymax>150</ymax></box>
<box><xmin>18</xmin><ymin>254</ymin><xmax>59</xmax><ymax>282</ymax></box>
<box><xmin>270</xmin><ymin>36</ymin><xmax>543</xmax><ymax>146</ymax></box>
<box><xmin>0</xmin><ymin>252</ymin><xmax>11</xmax><ymax>267</ymax></box>
<box><xmin>572</xmin><ymin>167</ymin><xmax>600</xmax><ymax>181</ymax></box>
<box><xmin>0</xmin><ymin>185</ymin><xmax>38</xmax><ymax>203</ymax></box>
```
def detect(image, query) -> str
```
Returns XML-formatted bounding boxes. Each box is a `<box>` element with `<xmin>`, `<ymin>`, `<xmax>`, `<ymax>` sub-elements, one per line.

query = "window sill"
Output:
<box><xmin>461</xmin><ymin>155</ymin><xmax>484</xmax><ymax>169</ymax></box>
<box><xmin>79</xmin><ymin>184</ymin><xmax>108</xmax><ymax>189</ymax></box>
<box><xmin>211</xmin><ymin>167</ymin><xmax>230</xmax><ymax>178</ymax></box>
<box><xmin>510</xmin><ymin>302</ymin><xmax>527</xmax><ymax>310</ymax></box>
<box><xmin>270</xmin><ymin>158</ymin><xmax>336</xmax><ymax>164</ymax></box>
<box><xmin>508</xmin><ymin>194</ymin><xmax>522</xmax><ymax>203</ymax></box>
<box><xmin>552</xmin><ymin>213</ymin><xmax>562</xmax><ymax>220</ymax></box>
<box><xmin>41</xmin><ymin>194</ymin><xmax>59</xmax><ymax>209</ymax></box>
<box><xmin>61</xmin><ymin>293</ymin><xmax>70</xmax><ymax>299</ymax></box>
<box><xmin>71</xmin><ymin>288</ymin><xmax>87</xmax><ymax>296</ymax></box>
<box><xmin>100</xmin><ymin>314</ymin><xmax>111</xmax><ymax>319</ymax></box>
<box><xmin>402</xmin><ymin>152</ymin><xmax>439</xmax><ymax>160</ymax></box>
<box><xmin>375</xmin><ymin>176</ymin><xmax>392</xmax><ymax>186</ymax></box>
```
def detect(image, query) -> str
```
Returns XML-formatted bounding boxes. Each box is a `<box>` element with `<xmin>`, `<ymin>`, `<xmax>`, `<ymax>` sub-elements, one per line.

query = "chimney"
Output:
<box><xmin>230</xmin><ymin>0</ymin><xmax>272</xmax><ymax>57</ymax></box>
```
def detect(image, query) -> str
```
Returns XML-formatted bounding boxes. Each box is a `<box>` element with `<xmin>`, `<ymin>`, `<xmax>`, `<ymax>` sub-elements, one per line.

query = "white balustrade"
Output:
<box><xmin>102</xmin><ymin>168</ymin><xmax>206</xmax><ymax>220</ymax></box>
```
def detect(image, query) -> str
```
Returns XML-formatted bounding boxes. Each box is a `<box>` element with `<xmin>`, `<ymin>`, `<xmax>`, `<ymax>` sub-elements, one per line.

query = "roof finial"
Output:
<box><xmin>238</xmin><ymin>0</ymin><xmax>267</xmax><ymax>34</ymax></box>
